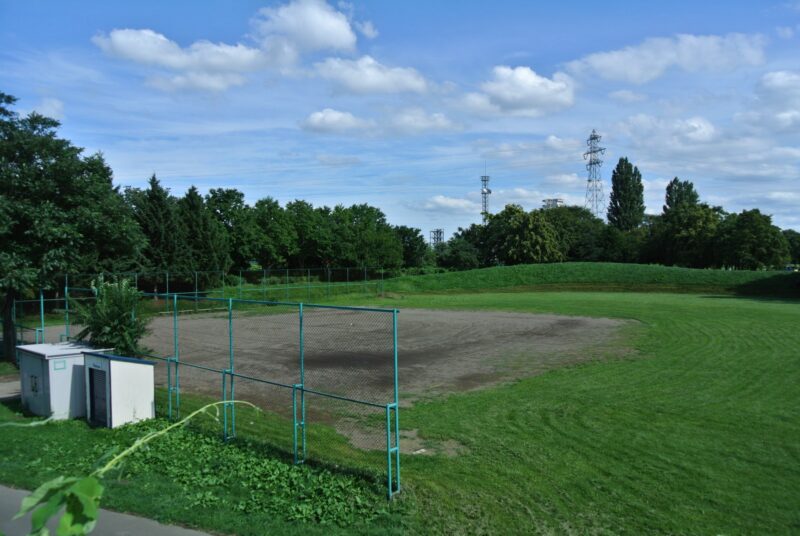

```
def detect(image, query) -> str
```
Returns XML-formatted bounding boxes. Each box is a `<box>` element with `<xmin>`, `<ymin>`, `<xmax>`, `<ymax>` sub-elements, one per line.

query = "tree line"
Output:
<box><xmin>2</xmin><ymin>90</ymin><xmax>798</xmax><ymax>360</ymax></box>
<box><xmin>438</xmin><ymin>157</ymin><xmax>798</xmax><ymax>271</ymax></box>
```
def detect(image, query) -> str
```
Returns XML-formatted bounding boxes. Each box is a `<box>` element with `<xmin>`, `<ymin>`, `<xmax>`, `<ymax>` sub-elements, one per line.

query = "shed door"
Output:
<box><xmin>89</xmin><ymin>368</ymin><xmax>108</xmax><ymax>427</ymax></box>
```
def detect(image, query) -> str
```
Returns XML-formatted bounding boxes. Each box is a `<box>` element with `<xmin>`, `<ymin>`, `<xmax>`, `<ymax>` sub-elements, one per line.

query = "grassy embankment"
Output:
<box><xmin>1</xmin><ymin>263</ymin><xmax>799</xmax><ymax>533</ymax></box>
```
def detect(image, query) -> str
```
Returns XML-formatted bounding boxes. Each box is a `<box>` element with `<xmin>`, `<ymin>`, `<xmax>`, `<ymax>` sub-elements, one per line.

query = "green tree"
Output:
<box><xmin>607</xmin><ymin>157</ymin><xmax>645</xmax><ymax>231</ymax></box>
<box><xmin>1</xmin><ymin>92</ymin><xmax>144</xmax><ymax>361</ymax></box>
<box><xmin>485</xmin><ymin>205</ymin><xmax>563</xmax><ymax>265</ymax></box>
<box><xmin>542</xmin><ymin>205</ymin><xmax>606</xmax><ymax>261</ymax></box>
<box><xmin>206</xmin><ymin>188</ymin><xmax>260</xmax><ymax>270</ymax></box>
<box><xmin>663</xmin><ymin>177</ymin><xmax>699</xmax><ymax>214</ymax></box>
<box><xmin>252</xmin><ymin>197</ymin><xmax>297</xmax><ymax>267</ymax></box>
<box><xmin>285</xmin><ymin>200</ymin><xmax>334</xmax><ymax>267</ymax></box>
<box><xmin>717</xmin><ymin>210</ymin><xmax>790</xmax><ymax>269</ymax></box>
<box><xmin>394</xmin><ymin>225</ymin><xmax>428</xmax><ymax>268</ymax></box>
<box><xmin>125</xmin><ymin>176</ymin><xmax>186</xmax><ymax>274</ymax></box>
<box><xmin>177</xmin><ymin>186</ymin><xmax>231</xmax><ymax>277</ymax></box>
<box><xmin>437</xmin><ymin>237</ymin><xmax>480</xmax><ymax>271</ymax></box>
<box><xmin>782</xmin><ymin>229</ymin><xmax>800</xmax><ymax>264</ymax></box>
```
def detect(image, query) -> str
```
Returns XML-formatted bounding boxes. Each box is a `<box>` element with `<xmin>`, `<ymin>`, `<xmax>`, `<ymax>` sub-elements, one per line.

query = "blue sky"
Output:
<box><xmin>2</xmin><ymin>0</ymin><xmax>799</xmax><ymax>236</ymax></box>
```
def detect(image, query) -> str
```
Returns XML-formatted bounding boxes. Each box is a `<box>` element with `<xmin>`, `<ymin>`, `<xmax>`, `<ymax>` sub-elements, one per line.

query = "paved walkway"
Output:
<box><xmin>0</xmin><ymin>380</ymin><xmax>19</xmax><ymax>402</ymax></box>
<box><xmin>1</xmin><ymin>484</ymin><xmax>213</xmax><ymax>536</ymax></box>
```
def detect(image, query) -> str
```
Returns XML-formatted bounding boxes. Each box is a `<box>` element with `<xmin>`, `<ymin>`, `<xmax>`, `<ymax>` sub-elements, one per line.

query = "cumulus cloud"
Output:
<box><xmin>93</xmin><ymin>0</ymin><xmax>365</xmax><ymax>91</ymax></box>
<box><xmin>315</xmin><ymin>56</ymin><xmax>427</xmax><ymax>93</ymax></box>
<box><xmin>422</xmin><ymin>195</ymin><xmax>480</xmax><ymax>214</ymax></box>
<box><xmin>567</xmin><ymin>33</ymin><xmax>765</xmax><ymax>84</ymax></box>
<box><xmin>301</xmin><ymin>108</ymin><xmax>373</xmax><ymax>133</ymax></box>
<box><xmin>463</xmin><ymin>66</ymin><xmax>574</xmax><ymax>117</ymax></box>
<box><xmin>776</xmin><ymin>26</ymin><xmax>795</xmax><ymax>39</ymax></box>
<box><xmin>389</xmin><ymin>108</ymin><xmax>458</xmax><ymax>133</ymax></box>
<box><xmin>543</xmin><ymin>173</ymin><xmax>583</xmax><ymax>187</ymax></box>
<box><xmin>252</xmin><ymin>0</ymin><xmax>356</xmax><ymax>56</ymax></box>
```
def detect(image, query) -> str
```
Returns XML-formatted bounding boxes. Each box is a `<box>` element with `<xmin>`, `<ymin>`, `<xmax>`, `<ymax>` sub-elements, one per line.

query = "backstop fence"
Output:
<box><xmin>11</xmin><ymin>287</ymin><xmax>401</xmax><ymax>499</ymax></box>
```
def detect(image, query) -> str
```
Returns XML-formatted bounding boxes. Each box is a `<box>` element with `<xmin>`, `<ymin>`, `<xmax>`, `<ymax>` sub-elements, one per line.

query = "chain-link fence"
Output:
<box><xmin>14</xmin><ymin>289</ymin><xmax>401</xmax><ymax>498</ymax></box>
<box><xmin>61</xmin><ymin>267</ymin><xmax>388</xmax><ymax>304</ymax></box>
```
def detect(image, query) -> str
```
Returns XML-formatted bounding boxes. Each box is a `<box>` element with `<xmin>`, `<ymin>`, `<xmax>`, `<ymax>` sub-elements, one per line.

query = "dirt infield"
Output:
<box><xmin>141</xmin><ymin>308</ymin><xmax>629</xmax><ymax>408</ymax></box>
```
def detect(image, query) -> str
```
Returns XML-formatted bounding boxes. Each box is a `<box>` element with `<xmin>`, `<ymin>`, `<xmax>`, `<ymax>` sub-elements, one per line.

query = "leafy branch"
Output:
<box><xmin>14</xmin><ymin>401</ymin><xmax>257</xmax><ymax>536</ymax></box>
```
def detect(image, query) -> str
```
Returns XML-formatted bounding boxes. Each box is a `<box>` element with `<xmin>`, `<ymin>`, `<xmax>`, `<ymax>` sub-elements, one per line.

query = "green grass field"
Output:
<box><xmin>2</xmin><ymin>264</ymin><xmax>799</xmax><ymax>534</ymax></box>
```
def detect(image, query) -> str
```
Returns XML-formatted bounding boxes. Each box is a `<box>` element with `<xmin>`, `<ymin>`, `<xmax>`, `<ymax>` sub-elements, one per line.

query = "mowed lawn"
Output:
<box><xmin>2</xmin><ymin>289</ymin><xmax>798</xmax><ymax>534</ymax></box>
<box><xmin>356</xmin><ymin>291</ymin><xmax>800</xmax><ymax>534</ymax></box>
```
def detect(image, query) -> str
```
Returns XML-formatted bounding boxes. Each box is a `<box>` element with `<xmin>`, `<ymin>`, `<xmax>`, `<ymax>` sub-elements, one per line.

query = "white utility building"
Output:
<box><xmin>83</xmin><ymin>352</ymin><xmax>155</xmax><ymax>428</ymax></box>
<box><xmin>17</xmin><ymin>342</ymin><xmax>106</xmax><ymax>420</ymax></box>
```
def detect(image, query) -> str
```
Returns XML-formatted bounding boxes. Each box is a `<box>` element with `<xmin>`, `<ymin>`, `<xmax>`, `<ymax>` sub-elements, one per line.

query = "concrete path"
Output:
<box><xmin>0</xmin><ymin>380</ymin><xmax>19</xmax><ymax>402</ymax></box>
<box><xmin>0</xmin><ymin>484</ymin><xmax>213</xmax><ymax>536</ymax></box>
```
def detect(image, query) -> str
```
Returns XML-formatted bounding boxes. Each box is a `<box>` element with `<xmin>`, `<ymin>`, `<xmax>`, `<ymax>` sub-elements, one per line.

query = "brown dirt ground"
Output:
<box><xmin>137</xmin><ymin>308</ymin><xmax>631</xmax><ymax>453</ymax></box>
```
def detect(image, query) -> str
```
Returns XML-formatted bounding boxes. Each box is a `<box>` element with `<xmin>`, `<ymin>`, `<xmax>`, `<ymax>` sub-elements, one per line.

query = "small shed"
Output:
<box><xmin>83</xmin><ymin>352</ymin><xmax>155</xmax><ymax>428</ymax></box>
<box><xmin>17</xmin><ymin>342</ymin><xmax>108</xmax><ymax>420</ymax></box>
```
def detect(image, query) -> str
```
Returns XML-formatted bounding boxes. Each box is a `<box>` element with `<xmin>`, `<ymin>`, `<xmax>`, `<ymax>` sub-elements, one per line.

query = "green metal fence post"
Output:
<box><xmin>228</xmin><ymin>298</ymin><xmax>235</xmax><ymax>438</ymax></box>
<box><xmin>293</xmin><ymin>303</ymin><xmax>305</xmax><ymax>464</ymax></box>
<box><xmin>392</xmin><ymin>309</ymin><xmax>401</xmax><ymax>495</ymax></box>
<box><xmin>39</xmin><ymin>290</ymin><xmax>45</xmax><ymax>343</ymax></box>
<box><xmin>64</xmin><ymin>285</ymin><xmax>70</xmax><ymax>340</ymax></box>
<box><xmin>173</xmin><ymin>293</ymin><xmax>180</xmax><ymax>416</ymax></box>
<box><xmin>222</xmin><ymin>370</ymin><xmax>228</xmax><ymax>441</ymax></box>
<box><xmin>386</xmin><ymin>405</ymin><xmax>393</xmax><ymax>499</ymax></box>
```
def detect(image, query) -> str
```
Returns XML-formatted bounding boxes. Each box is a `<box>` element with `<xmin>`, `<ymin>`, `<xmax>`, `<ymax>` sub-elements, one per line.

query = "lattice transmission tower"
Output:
<box><xmin>480</xmin><ymin>175</ymin><xmax>492</xmax><ymax>222</ymax></box>
<box><xmin>583</xmin><ymin>129</ymin><xmax>606</xmax><ymax>218</ymax></box>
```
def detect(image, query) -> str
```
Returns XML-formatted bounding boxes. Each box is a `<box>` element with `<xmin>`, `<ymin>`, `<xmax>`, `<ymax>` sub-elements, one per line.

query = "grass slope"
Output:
<box><xmin>385</xmin><ymin>262</ymin><xmax>800</xmax><ymax>297</ymax></box>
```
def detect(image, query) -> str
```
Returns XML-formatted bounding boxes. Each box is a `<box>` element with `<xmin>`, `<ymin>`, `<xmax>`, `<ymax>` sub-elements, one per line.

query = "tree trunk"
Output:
<box><xmin>2</xmin><ymin>290</ymin><xmax>17</xmax><ymax>363</ymax></box>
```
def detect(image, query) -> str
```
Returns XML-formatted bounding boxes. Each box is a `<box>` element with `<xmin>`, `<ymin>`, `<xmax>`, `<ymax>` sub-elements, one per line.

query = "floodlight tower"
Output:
<box><xmin>583</xmin><ymin>129</ymin><xmax>606</xmax><ymax>218</ymax></box>
<box><xmin>480</xmin><ymin>175</ymin><xmax>492</xmax><ymax>222</ymax></box>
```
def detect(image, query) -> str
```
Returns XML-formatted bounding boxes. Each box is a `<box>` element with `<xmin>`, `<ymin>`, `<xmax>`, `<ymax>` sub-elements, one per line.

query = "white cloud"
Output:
<box><xmin>567</xmin><ymin>33</ymin><xmax>765</xmax><ymax>84</ymax></box>
<box><xmin>776</xmin><ymin>26</ymin><xmax>795</xmax><ymax>39</ymax></box>
<box><xmin>93</xmin><ymin>28</ymin><xmax>266</xmax><ymax>91</ymax></box>
<box><xmin>621</xmin><ymin>114</ymin><xmax>717</xmax><ymax>143</ymax></box>
<box><xmin>422</xmin><ymin>195</ymin><xmax>480</xmax><ymax>214</ymax></box>
<box><xmin>301</xmin><ymin>108</ymin><xmax>373</xmax><ymax>133</ymax></box>
<box><xmin>34</xmin><ymin>97</ymin><xmax>64</xmax><ymax>120</ymax></box>
<box><xmin>315</xmin><ymin>56</ymin><xmax>427</xmax><ymax>93</ymax></box>
<box><xmin>355</xmin><ymin>20</ymin><xmax>379</xmax><ymax>39</ymax></box>
<box><xmin>93</xmin><ymin>29</ymin><xmax>265</xmax><ymax>72</ymax></box>
<box><xmin>252</xmin><ymin>0</ymin><xmax>356</xmax><ymax>55</ymax></box>
<box><xmin>93</xmin><ymin>1</ymin><xmax>362</xmax><ymax>91</ymax></box>
<box><xmin>148</xmin><ymin>73</ymin><xmax>247</xmax><ymax>92</ymax></box>
<box><xmin>741</xmin><ymin>70</ymin><xmax>800</xmax><ymax>131</ymax></box>
<box><xmin>389</xmin><ymin>108</ymin><xmax>458</xmax><ymax>133</ymax></box>
<box><xmin>463</xmin><ymin>66</ymin><xmax>574</xmax><ymax>117</ymax></box>
<box><xmin>609</xmin><ymin>89</ymin><xmax>646</xmax><ymax>102</ymax></box>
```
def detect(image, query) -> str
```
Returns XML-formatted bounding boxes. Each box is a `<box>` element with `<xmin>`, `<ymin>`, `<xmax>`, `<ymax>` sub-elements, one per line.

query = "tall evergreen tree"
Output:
<box><xmin>125</xmin><ymin>175</ymin><xmax>186</xmax><ymax>274</ymax></box>
<box><xmin>177</xmin><ymin>186</ymin><xmax>231</xmax><ymax>274</ymax></box>
<box><xmin>607</xmin><ymin>157</ymin><xmax>645</xmax><ymax>231</ymax></box>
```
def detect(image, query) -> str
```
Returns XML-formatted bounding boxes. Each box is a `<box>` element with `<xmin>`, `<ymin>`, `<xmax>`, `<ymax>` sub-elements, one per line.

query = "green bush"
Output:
<box><xmin>72</xmin><ymin>277</ymin><xmax>149</xmax><ymax>356</ymax></box>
